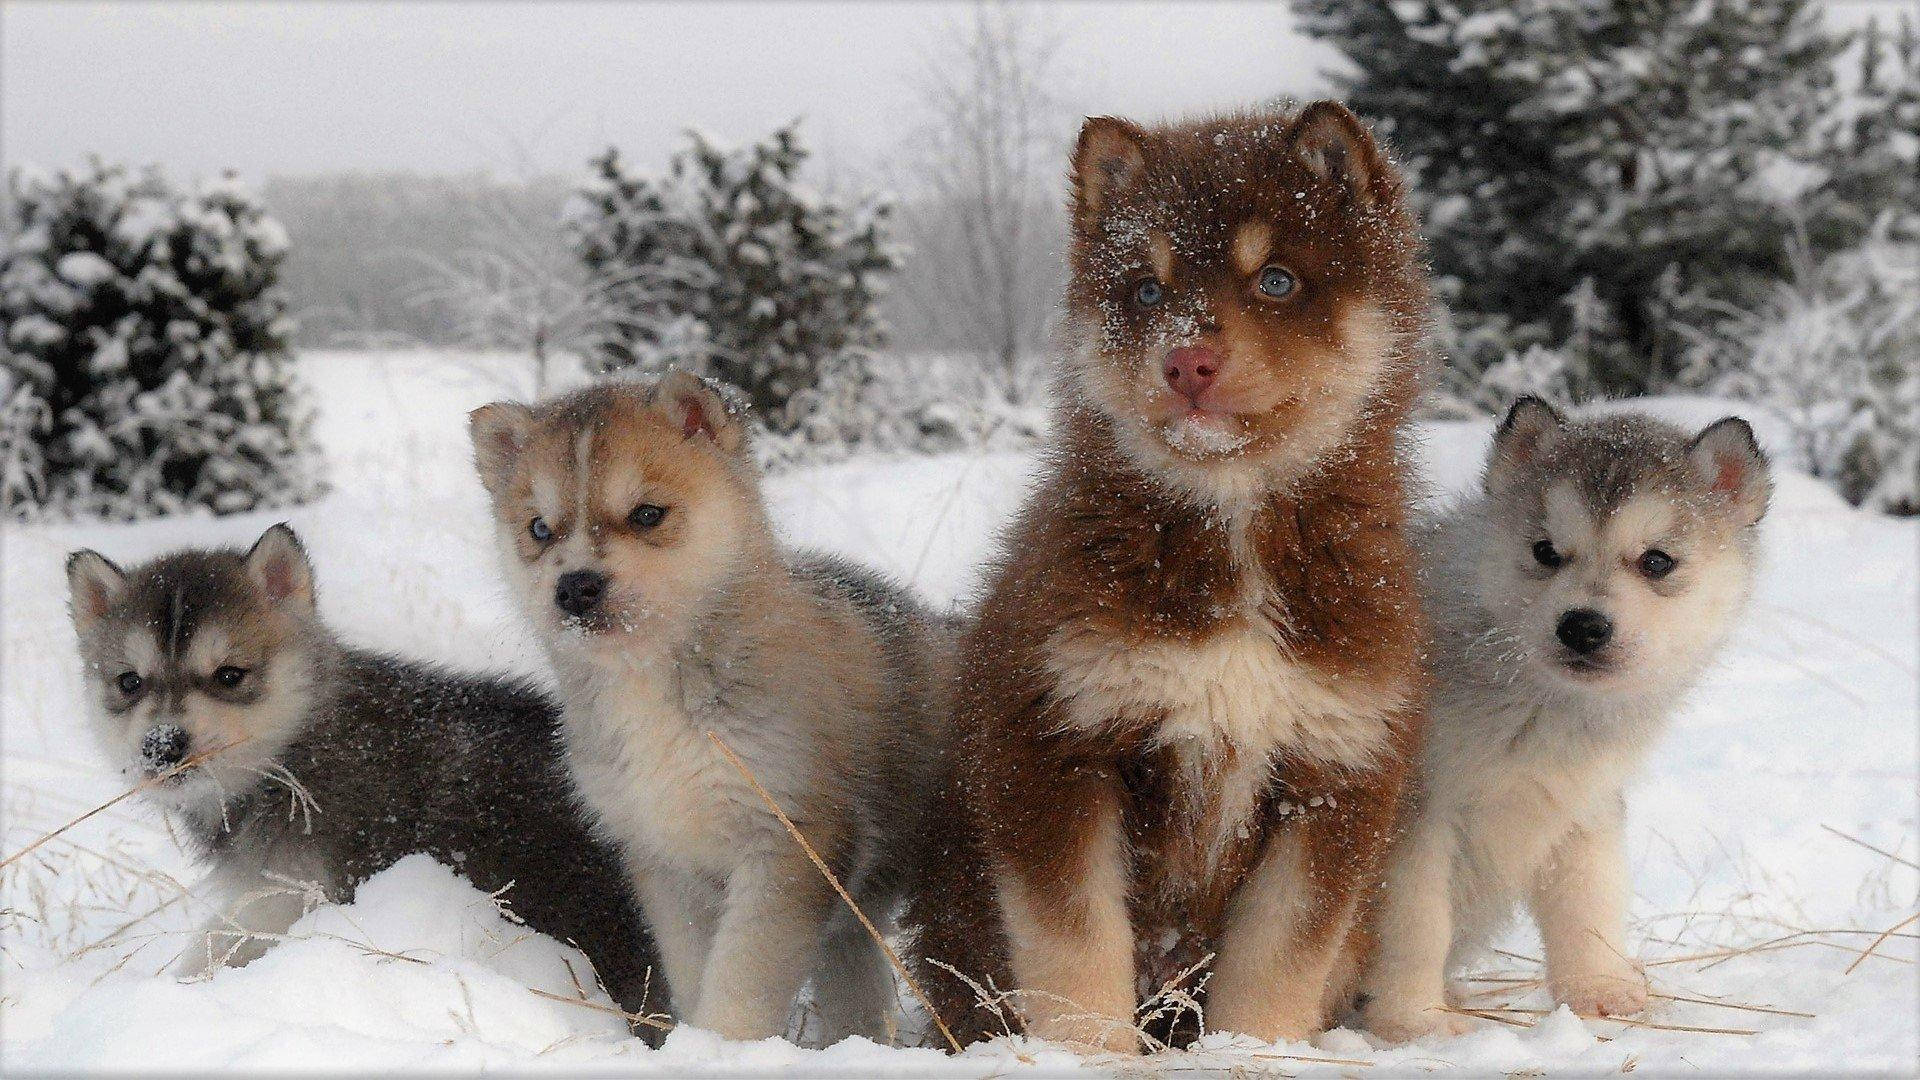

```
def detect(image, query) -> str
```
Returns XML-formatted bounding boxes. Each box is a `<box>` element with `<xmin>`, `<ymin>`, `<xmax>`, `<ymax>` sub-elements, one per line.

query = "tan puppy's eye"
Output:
<box><xmin>529</xmin><ymin>517</ymin><xmax>553</xmax><ymax>542</ymax></box>
<box><xmin>629</xmin><ymin>504</ymin><xmax>668</xmax><ymax>530</ymax></box>
<box><xmin>1133</xmin><ymin>279</ymin><xmax>1164</xmax><ymax>308</ymax></box>
<box><xmin>1256</xmin><ymin>265</ymin><xmax>1297</xmax><ymax>299</ymax></box>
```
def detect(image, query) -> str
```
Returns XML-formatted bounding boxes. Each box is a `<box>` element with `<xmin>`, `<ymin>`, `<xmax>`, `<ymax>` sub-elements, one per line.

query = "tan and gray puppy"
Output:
<box><xmin>65</xmin><ymin>526</ymin><xmax>663</xmax><ymax>1030</ymax></box>
<box><xmin>1355</xmin><ymin>397</ymin><xmax>1770</xmax><ymax>1043</ymax></box>
<box><xmin>469</xmin><ymin>371</ymin><xmax>951</xmax><ymax>1045</ymax></box>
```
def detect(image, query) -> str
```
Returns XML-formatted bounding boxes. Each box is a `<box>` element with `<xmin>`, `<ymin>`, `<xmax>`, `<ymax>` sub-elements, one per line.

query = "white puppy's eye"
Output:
<box><xmin>1638</xmin><ymin>549</ymin><xmax>1676</xmax><ymax>578</ymax></box>
<box><xmin>116</xmin><ymin>671</ymin><xmax>143</xmax><ymax>695</ymax></box>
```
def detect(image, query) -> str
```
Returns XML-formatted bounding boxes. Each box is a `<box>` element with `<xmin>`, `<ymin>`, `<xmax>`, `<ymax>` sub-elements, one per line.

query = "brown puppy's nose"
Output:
<box><xmin>1164</xmin><ymin>346</ymin><xmax>1219</xmax><ymax>401</ymax></box>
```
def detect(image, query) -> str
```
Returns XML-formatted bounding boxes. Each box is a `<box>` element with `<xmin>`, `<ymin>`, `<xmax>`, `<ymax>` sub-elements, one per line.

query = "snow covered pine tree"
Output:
<box><xmin>1295</xmin><ymin>0</ymin><xmax>1850</xmax><ymax>397</ymax></box>
<box><xmin>0</xmin><ymin>161</ymin><xmax>319</xmax><ymax>520</ymax></box>
<box><xmin>567</xmin><ymin>123</ymin><xmax>896</xmax><ymax>457</ymax></box>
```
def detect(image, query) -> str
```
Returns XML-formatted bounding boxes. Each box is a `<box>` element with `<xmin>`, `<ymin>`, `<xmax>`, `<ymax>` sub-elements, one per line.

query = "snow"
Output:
<box><xmin>3</xmin><ymin>350</ymin><xmax>1915</xmax><ymax>1074</ymax></box>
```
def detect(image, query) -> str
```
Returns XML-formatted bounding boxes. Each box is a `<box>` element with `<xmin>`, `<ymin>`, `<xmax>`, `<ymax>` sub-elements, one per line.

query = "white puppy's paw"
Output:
<box><xmin>1551</xmin><ymin>970</ymin><xmax>1649</xmax><ymax>1018</ymax></box>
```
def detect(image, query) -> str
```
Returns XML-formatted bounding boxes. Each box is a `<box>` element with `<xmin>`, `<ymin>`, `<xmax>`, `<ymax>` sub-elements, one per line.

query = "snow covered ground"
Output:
<box><xmin>3</xmin><ymin>351</ymin><xmax>1915</xmax><ymax>1074</ymax></box>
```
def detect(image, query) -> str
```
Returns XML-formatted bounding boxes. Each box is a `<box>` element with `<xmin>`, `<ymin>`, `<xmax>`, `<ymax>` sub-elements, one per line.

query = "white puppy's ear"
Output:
<box><xmin>469</xmin><ymin>401</ymin><xmax>537</xmax><ymax>499</ymax></box>
<box><xmin>67</xmin><ymin>550</ymin><xmax>127</xmax><ymax>632</ymax></box>
<box><xmin>1486</xmin><ymin>396</ymin><xmax>1566</xmax><ymax>492</ymax></box>
<box><xmin>652</xmin><ymin>370</ymin><xmax>748</xmax><ymax>455</ymax></box>
<box><xmin>1688</xmin><ymin>417</ymin><xmax>1771</xmax><ymax>527</ymax></box>
<box><xmin>245</xmin><ymin>524</ymin><xmax>316</xmax><ymax>611</ymax></box>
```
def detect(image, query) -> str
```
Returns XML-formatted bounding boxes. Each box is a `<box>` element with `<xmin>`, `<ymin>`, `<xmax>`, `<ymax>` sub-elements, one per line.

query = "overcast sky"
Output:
<box><xmin>2</xmin><ymin>1</ymin><xmax>1340</xmax><ymax>183</ymax></box>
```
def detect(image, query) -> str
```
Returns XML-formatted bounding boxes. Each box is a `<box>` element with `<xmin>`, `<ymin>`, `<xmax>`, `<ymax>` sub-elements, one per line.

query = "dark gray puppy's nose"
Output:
<box><xmin>1556</xmin><ymin>609</ymin><xmax>1614</xmax><ymax>655</ymax></box>
<box><xmin>141</xmin><ymin>725</ymin><xmax>189</xmax><ymax>770</ymax></box>
<box><xmin>554</xmin><ymin>570</ymin><xmax>608</xmax><ymax>617</ymax></box>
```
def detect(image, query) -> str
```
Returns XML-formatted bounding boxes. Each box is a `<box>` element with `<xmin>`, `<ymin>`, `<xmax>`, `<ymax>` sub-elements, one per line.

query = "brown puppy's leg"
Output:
<box><xmin>1206</xmin><ymin>769</ymin><xmax>1404</xmax><ymax>1043</ymax></box>
<box><xmin>994</xmin><ymin>777</ymin><xmax>1139</xmax><ymax>1054</ymax></box>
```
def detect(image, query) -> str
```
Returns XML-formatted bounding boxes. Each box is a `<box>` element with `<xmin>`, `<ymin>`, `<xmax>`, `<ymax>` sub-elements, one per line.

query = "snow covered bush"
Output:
<box><xmin>1706</xmin><ymin>221</ymin><xmax>1919</xmax><ymax>515</ymax></box>
<box><xmin>1296</xmin><ymin>0</ymin><xmax>1850</xmax><ymax>397</ymax></box>
<box><xmin>567</xmin><ymin>124</ymin><xmax>897</xmax><ymax>451</ymax></box>
<box><xmin>0</xmin><ymin>161</ymin><xmax>320</xmax><ymax>521</ymax></box>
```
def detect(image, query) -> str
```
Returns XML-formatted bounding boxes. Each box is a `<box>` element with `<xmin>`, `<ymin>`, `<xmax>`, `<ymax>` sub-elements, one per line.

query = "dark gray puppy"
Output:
<box><xmin>66</xmin><ymin>523</ymin><xmax>664</xmax><ymax>1034</ymax></box>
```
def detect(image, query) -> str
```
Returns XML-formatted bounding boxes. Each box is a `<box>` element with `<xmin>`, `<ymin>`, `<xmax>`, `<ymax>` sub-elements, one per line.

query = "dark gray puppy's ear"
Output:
<box><xmin>1486</xmin><ymin>396</ymin><xmax>1566</xmax><ymax>493</ymax></box>
<box><xmin>67</xmin><ymin>549</ymin><xmax>127</xmax><ymax>631</ymax></box>
<box><xmin>1688</xmin><ymin>417</ymin><xmax>1771</xmax><ymax>527</ymax></box>
<box><xmin>245</xmin><ymin>524</ymin><xmax>316</xmax><ymax>611</ymax></box>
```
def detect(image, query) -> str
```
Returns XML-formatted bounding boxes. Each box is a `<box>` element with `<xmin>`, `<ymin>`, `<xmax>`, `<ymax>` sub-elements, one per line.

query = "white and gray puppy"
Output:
<box><xmin>66</xmin><ymin>525</ymin><xmax>664</xmax><ymax>1032</ymax></box>
<box><xmin>1356</xmin><ymin>397</ymin><xmax>1770</xmax><ymax>1043</ymax></box>
<box><xmin>469</xmin><ymin>372</ymin><xmax>952</xmax><ymax>1045</ymax></box>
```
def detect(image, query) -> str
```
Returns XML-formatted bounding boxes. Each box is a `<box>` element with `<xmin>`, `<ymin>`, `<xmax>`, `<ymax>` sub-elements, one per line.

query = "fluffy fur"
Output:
<box><xmin>469</xmin><ymin>372</ymin><xmax>952</xmax><ymax>1045</ymax></box>
<box><xmin>909</xmin><ymin>102</ymin><xmax>1433</xmax><ymax>1051</ymax></box>
<box><xmin>1351</xmin><ymin>399</ymin><xmax>1772</xmax><ymax>1042</ymax></box>
<box><xmin>64</xmin><ymin>526</ymin><xmax>664</xmax><ymax>1031</ymax></box>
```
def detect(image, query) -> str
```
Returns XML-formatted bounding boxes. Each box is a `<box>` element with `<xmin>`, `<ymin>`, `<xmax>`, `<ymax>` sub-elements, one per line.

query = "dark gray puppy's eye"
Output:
<box><xmin>1639</xmin><ymin>549</ymin><xmax>1676</xmax><ymax>579</ymax></box>
<box><xmin>629</xmin><ymin>504</ymin><xmax>668</xmax><ymax>530</ymax></box>
<box><xmin>213</xmin><ymin>665</ymin><xmax>248</xmax><ymax>689</ymax></box>
<box><xmin>116</xmin><ymin>671</ymin><xmax>143</xmax><ymax>695</ymax></box>
<box><xmin>529</xmin><ymin>517</ymin><xmax>552</xmax><ymax>542</ymax></box>
<box><xmin>1134</xmin><ymin>279</ymin><xmax>1164</xmax><ymax>308</ymax></box>
<box><xmin>1257</xmin><ymin>265</ymin><xmax>1296</xmax><ymax>298</ymax></box>
<box><xmin>1532</xmin><ymin>539</ymin><xmax>1565</xmax><ymax>569</ymax></box>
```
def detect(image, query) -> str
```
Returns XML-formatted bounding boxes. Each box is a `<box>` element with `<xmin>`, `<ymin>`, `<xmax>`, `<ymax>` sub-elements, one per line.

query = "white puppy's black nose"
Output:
<box><xmin>141</xmin><ymin>725</ymin><xmax>189</xmax><ymax>770</ymax></box>
<box><xmin>1556</xmin><ymin>609</ymin><xmax>1614</xmax><ymax>655</ymax></box>
<box><xmin>555</xmin><ymin>570</ymin><xmax>607</xmax><ymax>618</ymax></box>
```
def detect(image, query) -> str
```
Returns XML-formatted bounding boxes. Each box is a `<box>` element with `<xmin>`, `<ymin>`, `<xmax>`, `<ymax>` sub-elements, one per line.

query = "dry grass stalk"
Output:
<box><xmin>1818</xmin><ymin>824</ymin><xmax>1918</xmax><ymax>871</ymax></box>
<box><xmin>0</xmin><ymin>738</ymin><xmax>248</xmax><ymax>872</ymax></box>
<box><xmin>704</xmin><ymin>729</ymin><xmax>962</xmax><ymax>1054</ymax></box>
<box><xmin>527</xmin><ymin>987</ymin><xmax>675</xmax><ymax>1032</ymax></box>
<box><xmin>1844</xmin><ymin>911</ymin><xmax>1920</xmax><ymax>975</ymax></box>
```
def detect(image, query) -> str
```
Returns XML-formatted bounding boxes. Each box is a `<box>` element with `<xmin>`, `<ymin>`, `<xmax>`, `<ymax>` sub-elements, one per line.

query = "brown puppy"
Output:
<box><xmin>909</xmin><ymin>103</ymin><xmax>1432</xmax><ymax>1052</ymax></box>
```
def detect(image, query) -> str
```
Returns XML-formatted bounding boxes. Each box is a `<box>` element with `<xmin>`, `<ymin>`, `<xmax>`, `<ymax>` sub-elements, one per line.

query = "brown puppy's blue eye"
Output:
<box><xmin>1532</xmin><ymin>539</ymin><xmax>1565</xmax><ymax>569</ymax></box>
<box><xmin>117</xmin><ymin>671</ymin><xmax>142</xmax><ymax>695</ymax></box>
<box><xmin>1133</xmin><ymin>279</ymin><xmax>1163</xmax><ymax>308</ymax></box>
<box><xmin>1639</xmin><ymin>549</ymin><xmax>1676</xmax><ymax>578</ymax></box>
<box><xmin>529</xmin><ymin>517</ymin><xmax>552</xmax><ymax>542</ymax></box>
<box><xmin>214</xmin><ymin>665</ymin><xmax>247</xmax><ymax>689</ymax></box>
<box><xmin>1257</xmin><ymin>265</ymin><xmax>1296</xmax><ymax>298</ymax></box>
<box><xmin>629</xmin><ymin>504</ymin><xmax>668</xmax><ymax>530</ymax></box>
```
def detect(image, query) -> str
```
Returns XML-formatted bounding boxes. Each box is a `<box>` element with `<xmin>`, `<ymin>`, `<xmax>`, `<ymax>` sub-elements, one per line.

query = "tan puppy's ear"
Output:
<box><xmin>245</xmin><ymin>524</ymin><xmax>316</xmax><ymax>612</ymax></box>
<box><xmin>469</xmin><ymin>401</ymin><xmax>537</xmax><ymax>498</ymax></box>
<box><xmin>67</xmin><ymin>549</ymin><xmax>127</xmax><ymax>632</ymax></box>
<box><xmin>1688</xmin><ymin>417</ymin><xmax>1772</xmax><ymax>528</ymax></box>
<box><xmin>1486</xmin><ymin>396</ymin><xmax>1566</xmax><ymax>493</ymax></box>
<box><xmin>652</xmin><ymin>370</ymin><xmax>747</xmax><ymax>456</ymax></box>
<box><xmin>1072</xmin><ymin>116</ymin><xmax>1149</xmax><ymax>232</ymax></box>
<box><xmin>1287</xmin><ymin>100</ymin><xmax>1392</xmax><ymax>207</ymax></box>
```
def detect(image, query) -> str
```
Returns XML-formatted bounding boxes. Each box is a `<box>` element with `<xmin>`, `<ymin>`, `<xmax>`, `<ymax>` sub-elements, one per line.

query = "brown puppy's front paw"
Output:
<box><xmin>1551</xmin><ymin>970</ymin><xmax>1649</xmax><ymax>1018</ymax></box>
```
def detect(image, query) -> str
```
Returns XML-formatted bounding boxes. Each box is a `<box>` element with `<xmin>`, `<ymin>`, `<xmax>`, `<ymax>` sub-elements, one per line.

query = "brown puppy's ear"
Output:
<box><xmin>1072</xmin><ymin>116</ymin><xmax>1149</xmax><ymax>232</ymax></box>
<box><xmin>67</xmin><ymin>550</ymin><xmax>126</xmax><ymax>632</ymax></box>
<box><xmin>469</xmin><ymin>402</ymin><xmax>536</xmax><ymax>499</ymax></box>
<box><xmin>653</xmin><ymin>370</ymin><xmax>747</xmax><ymax>455</ymax></box>
<box><xmin>1287</xmin><ymin>100</ymin><xmax>1392</xmax><ymax>207</ymax></box>
<box><xmin>1688</xmin><ymin>417</ymin><xmax>1772</xmax><ymax>527</ymax></box>
<box><xmin>244</xmin><ymin>524</ymin><xmax>316</xmax><ymax>612</ymax></box>
<box><xmin>1486</xmin><ymin>396</ymin><xmax>1566</xmax><ymax>493</ymax></box>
